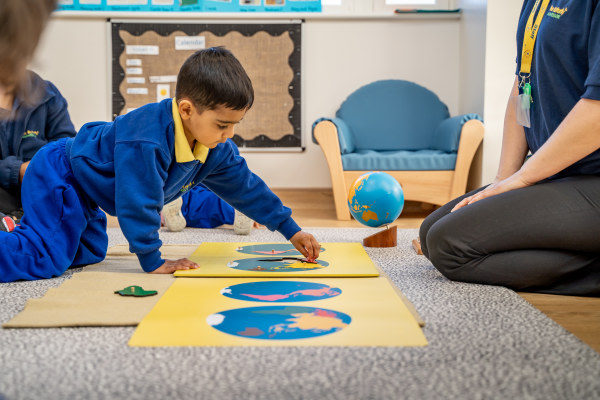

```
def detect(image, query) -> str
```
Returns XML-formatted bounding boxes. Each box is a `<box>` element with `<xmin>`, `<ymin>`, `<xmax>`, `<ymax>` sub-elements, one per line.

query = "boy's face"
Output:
<box><xmin>178</xmin><ymin>99</ymin><xmax>247</xmax><ymax>149</ymax></box>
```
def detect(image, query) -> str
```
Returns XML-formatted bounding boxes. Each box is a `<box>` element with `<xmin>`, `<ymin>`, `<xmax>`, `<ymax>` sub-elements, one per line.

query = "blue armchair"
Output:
<box><xmin>312</xmin><ymin>80</ymin><xmax>484</xmax><ymax>220</ymax></box>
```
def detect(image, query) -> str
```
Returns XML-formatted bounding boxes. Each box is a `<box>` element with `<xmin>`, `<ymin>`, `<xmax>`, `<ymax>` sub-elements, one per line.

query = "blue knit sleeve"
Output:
<box><xmin>0</xmin><ymin>156</ymin><xmax>22</xmax><ymax>189</ymax></box>
<box><xmin>200</xmin><ymin>141</ymin><xmax>301</xmax><ymax>240</ymax></box>
<box><xmin>44</xmin><ymin>81</ymin><xmax>77</xmax><ymax>141</ymax></box>
<box><xmin>114</xmin><ymin>140</ymin><xmax>170</xmax><ymax>272</ymax></box>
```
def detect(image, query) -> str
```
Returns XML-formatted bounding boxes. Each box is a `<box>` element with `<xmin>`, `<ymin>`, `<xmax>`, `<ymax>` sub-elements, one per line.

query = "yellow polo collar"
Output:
<box><xmin>172</xmin><ymin>98</ymin><xmax>209</xmax><ymax>163</ymax></box>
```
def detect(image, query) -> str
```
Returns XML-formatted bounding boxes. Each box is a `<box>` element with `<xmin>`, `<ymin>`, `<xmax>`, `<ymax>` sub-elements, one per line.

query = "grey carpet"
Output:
<box><xmin>1</xmin><ymin>227</ymin><xmax>599</xmax><ymax>400</ymax></box>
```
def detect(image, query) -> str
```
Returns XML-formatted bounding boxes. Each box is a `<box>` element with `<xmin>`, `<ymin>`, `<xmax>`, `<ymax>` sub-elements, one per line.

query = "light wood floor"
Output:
<box><xmin>107</xmin><ymin>188</ymin><xmax>599</xmax><ymax>353</ymax></box>
<box><xmin>273</xmin><ymin>189</ymin><xmax>600</xmax><ymax>353</ymax></box>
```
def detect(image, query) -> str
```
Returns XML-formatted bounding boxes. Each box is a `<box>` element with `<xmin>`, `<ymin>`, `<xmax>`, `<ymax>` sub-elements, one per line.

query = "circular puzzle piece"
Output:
<box><xmin>207</xmin><ymin>305</ymin><xmax>351</xmax><ymax>340</ymax></box>
<box><xmin>220</xmin><ymin>281</ymin><xmax>342</xmax><ymax>302</ymax></box>
<box><xmin>227</xmin><ymin>257</ymin><xmax>329</xmax><ymax>272</ymax></box>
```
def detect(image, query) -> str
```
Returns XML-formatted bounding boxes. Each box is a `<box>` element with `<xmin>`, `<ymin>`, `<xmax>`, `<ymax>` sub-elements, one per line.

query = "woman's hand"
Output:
<box><xmin>452</xmin><ymin>172</ymin><xmax>533</xmax><ymax>212</ymax></box>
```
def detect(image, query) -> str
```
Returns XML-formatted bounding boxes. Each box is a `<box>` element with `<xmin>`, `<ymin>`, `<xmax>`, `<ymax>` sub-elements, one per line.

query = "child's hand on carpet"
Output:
<box><xmin>150</xmin><ymin>258</ymin><xmax>199</xmax><ymax>274</ymax></box>
<box><xmin>290</xmin><ymin>231</ymin><xmax>320</xmax><ymax>261</ymax></box>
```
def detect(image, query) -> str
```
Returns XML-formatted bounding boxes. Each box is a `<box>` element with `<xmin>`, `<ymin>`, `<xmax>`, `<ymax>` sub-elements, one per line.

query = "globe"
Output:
<box><xmin>347</xmin><ymin>172</ymin><xmax>404</xmax><ymax>227</ymax></box>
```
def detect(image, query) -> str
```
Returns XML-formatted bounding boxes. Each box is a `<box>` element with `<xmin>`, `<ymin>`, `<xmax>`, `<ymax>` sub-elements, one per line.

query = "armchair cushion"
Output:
<box><xmin>342</xmin><ymin>149</ymin><xmax>457</xmax><ymax>171</ymax></box>
<box><xmin>312</xmin><ymin>117</ymin><xmax>355</xmax><ymax>154</ymax></box>
<box><xmin>431</xmin><ymin>113</ymin><xmax>483</xmax><ymax>152</ymax></box>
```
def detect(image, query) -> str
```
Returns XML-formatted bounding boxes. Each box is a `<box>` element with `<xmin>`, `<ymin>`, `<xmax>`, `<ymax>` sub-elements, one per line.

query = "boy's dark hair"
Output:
<box><xmin>176</xmin><ymin>47</ymin><xmax>254</xmax><ymax>112</ymax></box>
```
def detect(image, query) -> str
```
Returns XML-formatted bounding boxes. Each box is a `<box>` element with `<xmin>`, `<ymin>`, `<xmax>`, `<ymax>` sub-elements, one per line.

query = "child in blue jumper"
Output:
<box><xmin>0</xmin><ymin>70</ymin><xmax>76</xmax><ymax>230</ymax></box>
<box><xmin>0</xmin><ymin>47</ymin><xmax>320</xmax><ymax>281</ymax></box>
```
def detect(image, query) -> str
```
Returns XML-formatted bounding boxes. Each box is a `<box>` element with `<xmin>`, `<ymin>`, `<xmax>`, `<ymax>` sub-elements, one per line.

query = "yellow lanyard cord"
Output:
<box><xmin>520</xmin><ymin>0</ymin><xmax>551</xmax><ymax>76</ymax></box>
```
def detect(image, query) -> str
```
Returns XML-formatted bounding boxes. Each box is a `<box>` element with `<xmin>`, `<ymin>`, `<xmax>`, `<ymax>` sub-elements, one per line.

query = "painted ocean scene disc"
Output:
<box><xmin>235</xmin><ymin>243</ymin><xmax>326</xmax><ymax>256</ymax></box>
<box><xmin>220</xmin><ymin>281</ymin><xmax>342</xmax><ymax>302</ymax></box>
<box><xmin>207</xmin><ymin>306</ymin><xmax>351</xmax><ymax>340</ymax></box>
<box><xmin>227</xmin><ymin>257</ymin><xmax>329</xmax><ymax>272</ymax></box>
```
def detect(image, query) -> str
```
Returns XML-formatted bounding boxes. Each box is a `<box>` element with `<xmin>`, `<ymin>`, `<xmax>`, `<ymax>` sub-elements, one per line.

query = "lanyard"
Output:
<box><xmin>519</xmin><ymin>0</ymin><xmax>551</xmax><ymax>102</ymax></box>
<box><xmin>520</xmin><ymin>0</ymin><xmax>551</xmax><ymax>78</ymax></box>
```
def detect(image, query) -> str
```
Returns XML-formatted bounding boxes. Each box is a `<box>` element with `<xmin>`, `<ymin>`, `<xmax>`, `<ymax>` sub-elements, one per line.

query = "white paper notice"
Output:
<box><xmin>127</xmin><ymin>88</ymin><xmax>149</xmax><ymax>95</ymax></box>
<box><xmin>152</xmin><ymin>0</ymin><xmax>174</xmax><ymax>4</ymax></box>
<box><xmin>175</xmin><ymin>36</ymin><xmax>206</xmax><ymax>51</ymax></box>
<box><xmin>126</xmin><ymin>45</ymin><xmax>159</xmax><ymax>55</ymax></box>
<box><xmin>126</xmin><ymin>59</ymin><xmax>142</xmax><ymax>66</ymax></box>
<box><xmin>127</xmin><ymin>77</ymin><xmax>146</xmax><ymax>84</ymax></box>
<box><xmin>149</xmin><ymin>75</ymin><xmax>178</xmax><ymax>83</ymax></box>
<box><xmin>107</xmin><ymin>0</ymin><xmax>147</xmax><ymax>5</ymax></box>
<box><xmin>126</xmin><ymin>67</ymin><xmax>143</xmax><ymax>75</ymax></box>
<box><xmin>156</xmin><ymin>84</ymin><xmax>171</xmax><ymax>102</ymax></box>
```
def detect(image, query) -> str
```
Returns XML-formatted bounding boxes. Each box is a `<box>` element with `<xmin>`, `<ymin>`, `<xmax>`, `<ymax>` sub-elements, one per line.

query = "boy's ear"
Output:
<box><xmin>177</xmin><ymin>99</ymin><xmax>194</xmax><ymax>120</ymax></box>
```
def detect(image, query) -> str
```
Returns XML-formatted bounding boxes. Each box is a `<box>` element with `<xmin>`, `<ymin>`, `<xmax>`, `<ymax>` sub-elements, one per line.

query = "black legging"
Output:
<box><xmin>419</xmin><ymin>175</ymin><xmax>600</xmax><ymax>296</ymax></box>
<box><xmin>0</xmin><ymin>186</ymin><xmax>20</xmax><ymax>215</ymax></box>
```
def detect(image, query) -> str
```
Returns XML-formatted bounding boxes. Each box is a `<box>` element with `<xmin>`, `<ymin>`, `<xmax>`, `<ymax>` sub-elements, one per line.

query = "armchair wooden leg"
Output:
<box><xmin>331</xmin><ymin>176</ymin><xmax>351</xmax><ymax>220</ymax></box>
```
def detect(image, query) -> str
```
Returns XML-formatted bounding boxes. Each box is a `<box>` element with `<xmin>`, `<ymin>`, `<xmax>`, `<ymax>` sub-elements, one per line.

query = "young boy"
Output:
<box><xmin>0</xmin><ymin>47</ymin><xmax>320</xmax><ymax>282</ymax></box>
<box><xmin>1</xmin><ymin>0</ymin><xmax>65</xmax><ymax>232</ymax></box>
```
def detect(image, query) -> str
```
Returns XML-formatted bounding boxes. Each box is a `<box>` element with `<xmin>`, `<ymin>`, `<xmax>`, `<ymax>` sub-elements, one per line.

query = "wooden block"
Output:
<box><xmin>412</xmin><ymin>238</ymin><xmax>423</xmax><ymax>255</ymax></box>
<box><xmin>363</xmin><ymin>225</ymin><xmax>397</xmax><ymax>248</ymax></box>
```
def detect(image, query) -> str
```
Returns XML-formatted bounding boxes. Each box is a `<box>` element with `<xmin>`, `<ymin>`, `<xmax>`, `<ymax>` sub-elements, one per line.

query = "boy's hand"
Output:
<box><xmin>150</xmin><ymin>258</ymin><xmax>199</xmax><ymax>274</ymax></box>
<box><xmin>19</xmin><ymin>161</ymin><xmax>29</xmax><ymax>183</ymax></box>
<box><xmin>290</xmin><ymin>231</ymin><xmax>320</xmax><ymax>261</ymax></box>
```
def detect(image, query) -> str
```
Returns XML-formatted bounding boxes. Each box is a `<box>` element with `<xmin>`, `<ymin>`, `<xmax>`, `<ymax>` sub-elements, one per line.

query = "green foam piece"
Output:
<box><xmin>114</xmin><ymin>285</ymin><xmax>158</xmax><ymax>297</ymax></box>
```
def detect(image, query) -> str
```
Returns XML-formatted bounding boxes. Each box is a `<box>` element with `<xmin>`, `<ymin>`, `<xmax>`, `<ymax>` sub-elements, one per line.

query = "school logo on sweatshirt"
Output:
<box><xmin>547</xmin><ymin>6</ymin><xmax>567</xmax><ymax>19</ymax></box>
<box><xmin>180</xmin><ymin>181</ymin><xmax>195</xmax><ymax>193</ymax></box>
<box><xmin>23</xmin><ymin>130</ymin><xmax>39</xmax><ymax>139</ymax></box>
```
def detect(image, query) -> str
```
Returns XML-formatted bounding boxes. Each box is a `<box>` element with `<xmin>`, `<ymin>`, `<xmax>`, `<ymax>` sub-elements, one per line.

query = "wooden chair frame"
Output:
<box><xmin>313</xmin><ymin>119</ymin><xmax>485</xmax><ymax>220</ymax></box>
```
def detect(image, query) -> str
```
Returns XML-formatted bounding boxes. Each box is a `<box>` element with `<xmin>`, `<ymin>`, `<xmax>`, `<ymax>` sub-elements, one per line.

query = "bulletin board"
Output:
<box><xmin>111</xmin><ymin>21</ymin><xmax>302</xmax><ymax>149</ymax></box>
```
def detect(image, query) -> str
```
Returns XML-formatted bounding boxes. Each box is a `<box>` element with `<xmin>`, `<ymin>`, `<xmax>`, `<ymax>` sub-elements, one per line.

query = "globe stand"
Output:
<box><xmin>363</xmin><ymin>225</ymin><xmax>397</xmax><ymax>248</ymax></box>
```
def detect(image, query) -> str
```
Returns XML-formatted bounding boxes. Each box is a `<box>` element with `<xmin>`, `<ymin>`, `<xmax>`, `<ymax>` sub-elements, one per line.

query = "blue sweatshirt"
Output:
<box><xmin>0</xmin><ymin>71</ymin><xmax>76</xmax><ymax>189</ymax></box>
<box><xmin>516</xmin><ymin>0</ymin><xmax>600</xmax><ymax>177</ymax></box>
<box><xmin>66</xmin><ymin>98</ymin><xmax>301</xmax><ymax>272</ymax></box>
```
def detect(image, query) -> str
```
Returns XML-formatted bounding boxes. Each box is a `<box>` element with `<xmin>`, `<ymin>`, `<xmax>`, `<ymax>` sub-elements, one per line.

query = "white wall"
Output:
<box><xmin>481</xmin><ymin>0</ymin><xmax>523</xmax><ymax>184</ymax></box>
<box><xmin>32</xmin><ymin>14</ymin><xmax>461</xmax><ymax>189</ymax></box>
<box><xmin>32</xmin><ymin>19</ymin><xmax>109</xmax><ymax>135</ymax></box>
<box><xmin>457</xmin><ymin>0</ymin><xmax>486</xmax><ymax>117</ymax></box>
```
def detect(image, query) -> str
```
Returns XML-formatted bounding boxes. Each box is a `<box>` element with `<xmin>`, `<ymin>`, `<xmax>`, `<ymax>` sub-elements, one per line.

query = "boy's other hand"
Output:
<box><xmin>150</xmin><ymin>258</ymin><xmax>199</xmax><ymax>274</ymax></box>
<box><xmin>19</xmin><ymin>161</ymin><xmax>29</xmax><ymax>183</ymax></box>
<box><xmin>290</xmin><ymin>231</ymin><xmax>320</xmax><ymax>261</ymax></box>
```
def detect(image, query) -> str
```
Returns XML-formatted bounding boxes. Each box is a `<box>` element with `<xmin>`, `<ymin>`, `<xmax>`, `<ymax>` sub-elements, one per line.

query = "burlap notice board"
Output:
<box><xmin>111</xmin><ymin>22</ymin><xmax>302</xmax><ymax>149</ymax></box>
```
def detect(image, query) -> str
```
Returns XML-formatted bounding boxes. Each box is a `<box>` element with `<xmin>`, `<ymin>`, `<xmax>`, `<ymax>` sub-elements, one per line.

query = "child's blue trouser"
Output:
<box><xmin>181</xmin><ymin>185</ymin><xmax>234</xmax><ymax>228</ymax></box>
<box><xmin>0</xmin><ymin>139</ymin><xmax>107</xmax><ymax>282</ymax></box>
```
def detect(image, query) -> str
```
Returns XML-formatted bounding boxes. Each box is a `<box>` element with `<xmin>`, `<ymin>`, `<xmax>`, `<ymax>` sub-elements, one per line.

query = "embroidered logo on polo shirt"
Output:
<box><xmin>180</xmin><ymin>181</ymin><xmax>195</xmax><ymax>193</ymax></box>
<box><xmin>547</xmin><ymin>6</ymin><xmax>567</xmax><ymax>19</ymax></box>
<box><xmin>23</xmin><ymin>130</ymin><xmax>39</xmax><ymax>138</ymax></box>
